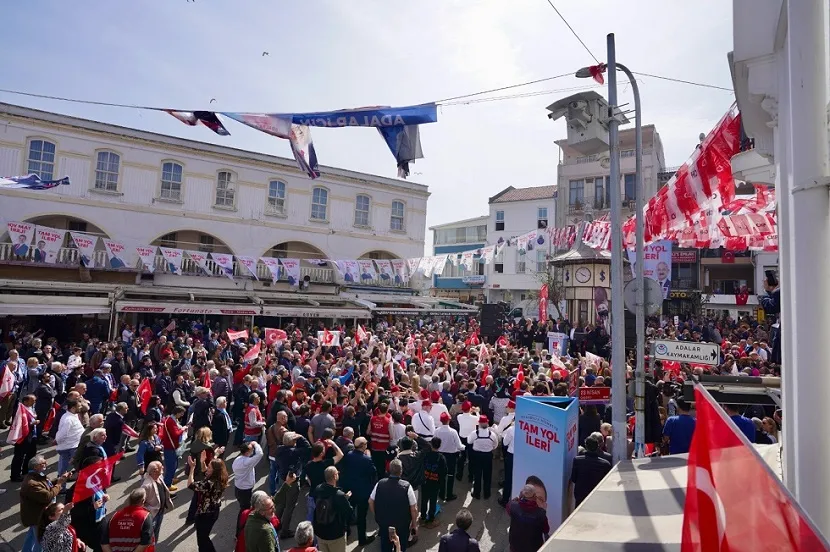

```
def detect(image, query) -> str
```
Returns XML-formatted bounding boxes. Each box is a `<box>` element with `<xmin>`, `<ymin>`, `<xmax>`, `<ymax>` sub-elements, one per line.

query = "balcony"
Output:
<box><xmin>593</xmin><ymin>199</ymin><xmax>608</xmax><ymax>210</ymax></box>
<box><xmin>568</xmin><ymin>202</ymin><xmax>584</xmax><ymax>214</ymax></box>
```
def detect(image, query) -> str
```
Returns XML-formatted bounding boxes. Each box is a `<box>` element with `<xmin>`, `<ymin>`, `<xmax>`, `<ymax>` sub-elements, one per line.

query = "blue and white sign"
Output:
<box><xmin>513</xmin><ymin>395</ymin><xmax>579</xmax><ymax>532</ymax></box>
<box><xmin>273</xmin><ymin>104</ymin><xmax>438</xmax><ymax>128</ymax></box>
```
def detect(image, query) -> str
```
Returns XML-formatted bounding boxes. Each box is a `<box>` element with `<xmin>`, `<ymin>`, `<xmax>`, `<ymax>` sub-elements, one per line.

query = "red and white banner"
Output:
<box><xmin>34</xmin><ymin>226</ymin><xmax>66</xmax><ymax>264</ymax></box>
<box><xmin>539</xmin><ymin>284</ymin><xmax>549</xmax><ymax>321</ymax></box>
<box><xmin>211</xmin><ymin>252</ymin><xmax>235</xmax><ymax>279</ymax></box>
<box><xmin>185</xmin><ymin>250</ymin><xmax>212</xmax><ymax>275</ymax></box>
<box><xmin>318</xmin><ymin>329</ymin><xmax>341</xmax><ymax>346</ymax></box>
<box><xmin>70</xmin><ymin>231</ymin><xmax>99</xmax><ymax>268</ymax></box>
<box><xmin>6</xmin><ymin>404</ymin><xmax>34</xmax><ymax>445</ymax></box>
<box><xmin>227</xmin><ymin>329</ymin><xmax>249</xmax><ymax>341</ymax></box>
<box><xmin>279</xmin><ymin>258</ymin><xmax>301</xmax><ymax>286</ymax></box>
<box><xmin>103</xmin><ymin>239</ymin><xmax>131</xmax><ymax>269</ymax></box>
<box><xmin>260</xmin><ymin>257</ymin><xmax>281</xmax><ymax>283</ymax></box>
<box><xmin>264</xmin><ymin>328</ymin><xmax>287</xmax><ymax>346</ymax></box>
<box><xmin>236</xmin><ymin>255</ymin><xmax>259</xmax><ymax>280</ymax></box>
<box><xmin>7</xmin><ymin>221</ymin><xmax>35</xmax><ymax>257</ymax></box>
<box><xmin>73</xmin><ymin>453</ymin><xmax>124</xmax><ymax>504</ymax></box>
<box><xmin>135</xmin><ymin>245</ymin><xmax>158</xmax><ymax>273</ymax></box>
<box><xmin>159</xmin><ymin>247</ymin><xmax>184</xmax><ymax>275</ymax></box>
<box><xmin>242</xmin><ymin>340</ymin><xmax>261</xmax><ymax>363</ymax></box>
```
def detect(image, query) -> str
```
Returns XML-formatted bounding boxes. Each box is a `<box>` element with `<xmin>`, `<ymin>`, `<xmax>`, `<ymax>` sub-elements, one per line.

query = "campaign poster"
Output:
<box><xmin>336</xmin><ymin>260</ymin><xmax>359</xmax><ymax>283</ymax></box>
<box><xmin>431</xmin><ymin>255</ymin><xmax>449</xmax><ymax>278</ymax></box>
<box><xmin>103</xmin><ymin>239</ymin><xmax>131</xmax><ymax>269</ymax></box>
<box><xmin>374</xmin><ymin>259</ymin><xmax>394</xmax><ymax>282</ymax></box>
<box><xmin>356</xmin><ymin>259</ymin><xmax>378</xmax><ymax>282</ymax></box>
<box><xmin>70</xmin><ymin>232</ymin><xmax>98</xmax><ymax>268</ymax></box>
<box><xmin>628</xmin><ymin>239</ymin><xmax>672</xmax><ymax>299</ymax></box>
<box><xmin>461</xmin><ymin>251</ymin><xmax>475</xmax><ymax>272</ymax></box>
<box><xmin>34</xmin><ymin>227</ymin><xmax>67</xmax><ymax>264</ymax></box>
<box><xmin>405</xmin><ymin>257</ymin><xmax>421</xmax><ymax>278</ymax></box>
<box><xmin>547</xmin><ymin>332</ymin><xmax>568</xmax><ymax>358</ymax></box>
<box><xmin>159</xmin><ymin>247</ymin><xmax>183</xmax><ymax>275</ymax></box>
<box><xmin>512</xmin><ymin>395</ymin><xmax>579</xmax><ymax>531</ymax></box>
<box><xmin>390</xmin><ymin>258</ymin><xmax>409</xmax><ymax>284</ymax></box>
<box><xmin>279</xmin><ymin>258</ymin><xmax>301</xmax><ymax>286</ymax></box>
<box><xmin>185</xmin><ymin>250</ymin><xmax>211</xmax><ymax>275</ymax></box>
<box><xmin>237</xmin><ymin>256</ymin><xmax>259</xmax><ymax>280</ymax></box>
<box><xmin>135</xmin><ymin>245</ymin><xmax>158</xmax><ymax>273</ymax></box>
<box><xmin>211</xmin><ymin>253</ymin><xmax>235</xmax><ymax>279</ymax></box>
<box><xmin>259</xmin><ymin>257</ymin><xmax>281</xmax><ymax>283</ymax></box>
<box><xmin>7</xmin><ymin>221</ymin><xmax>35</xmax><ymax>257</ymax></box>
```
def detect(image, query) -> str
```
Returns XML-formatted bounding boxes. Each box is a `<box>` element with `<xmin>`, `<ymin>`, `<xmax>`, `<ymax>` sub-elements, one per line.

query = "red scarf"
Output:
<box><xmin>68</xmin><ymin>524</ymin><xmax>79</xmax><ymax>552</ymax></box>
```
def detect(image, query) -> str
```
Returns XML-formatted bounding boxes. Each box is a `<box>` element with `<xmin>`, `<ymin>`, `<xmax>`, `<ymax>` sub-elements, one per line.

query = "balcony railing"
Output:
<box><xmin>568</xmin><ymin>202</ymin><xmax>584</xmax><ymax>213</ymax></box>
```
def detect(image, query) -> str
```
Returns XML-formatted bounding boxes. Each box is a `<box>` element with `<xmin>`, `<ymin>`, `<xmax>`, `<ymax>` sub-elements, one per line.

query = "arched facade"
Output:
<box><xmin>358</xmin><ymin>249</ymin><xmax>400</xmax><ymax>260</ymax></box>
<box><xmin>21</xmin><ymin>214</ymin><xmax>111</xmax><ymax>248</ymax></box>
<box><xmin>265</xmin><ymin>241</ymin><xmax>327</xmax><ymax>260</ymax></box>
<box><xmin>149</xmin><ymin>230</ymin><xmax>234</xmax><ymax>255</ymax></box>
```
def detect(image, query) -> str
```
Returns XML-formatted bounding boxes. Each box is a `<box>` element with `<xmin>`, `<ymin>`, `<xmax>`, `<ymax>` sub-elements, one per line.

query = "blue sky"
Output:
<box><xmin>1</xmin><ymin>1</ymin><xmax>734</xmax><ymax>252</ymax></box>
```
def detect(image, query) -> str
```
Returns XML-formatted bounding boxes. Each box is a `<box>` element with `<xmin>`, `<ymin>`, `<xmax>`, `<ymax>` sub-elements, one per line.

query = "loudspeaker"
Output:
<box><xmin>480</xmin><ymin>304</ymin><xmax>503</xmax><ymax>337</ymax></box>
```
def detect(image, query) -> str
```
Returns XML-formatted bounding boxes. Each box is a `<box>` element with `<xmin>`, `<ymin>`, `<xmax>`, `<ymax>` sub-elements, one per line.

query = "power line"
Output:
<box><xmin>0</xmin><ymin>87</ymin><xmax>168</xmax><ymax>111</ymax></box>
<box><xmin>441</xmin><ymin>83</ymin><xmax>615</xmax><ymax>106</ymax></box>
<box><xmin>434</xmin><ymin>72</ymin><xmax>573</xmax><ymax>104</ymax></box>
<box><xmin>631</xmin><ymin>72</ymin><xmax>733</xmax><ymax>92</ymax></box>
<box><xmin>542</xmin><ymin>0</ymin><xmax>600</xmax><ymax>64</ymax></box>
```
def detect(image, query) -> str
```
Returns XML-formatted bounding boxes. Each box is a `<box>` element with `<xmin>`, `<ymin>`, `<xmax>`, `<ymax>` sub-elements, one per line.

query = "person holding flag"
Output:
<box><xmin>9</xmin><ymin>394</ymin><xmax>39</xmax><ymax>482</ymax></box>
<box><xmin>20</xmin><ymin>455</ymin><xmax>70</xmax><ymax>552</ymax></box>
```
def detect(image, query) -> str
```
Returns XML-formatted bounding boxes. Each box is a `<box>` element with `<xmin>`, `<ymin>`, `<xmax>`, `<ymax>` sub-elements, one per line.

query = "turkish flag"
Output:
<box><xmin>203</xmin><ymin>371</ymin><xmax>212</xmax><ymax>391</ymax></box>
<box><xmin>42</xmin><ymin>403</ymin><xmax>60</xmax><ymax>433</ymax></box>
<box><xmin>242</xmin><ymin>341</ymin><xmax>261</xmax><ymax>364</ymax></box>
<box><xmin>137</xmin><ymin>378</ymin><xmax>152</xmax><ymax>415</ymax></box>
<box><xmin>681</xmin><ymin>386</ymin><xmax>828</xmax><ymax>551</ymax></box>
<box><xmin>73</xmin><ymin>452</ymin><xmax>124</xmax><ymax>504</ymax></box>
<box><xmin>264</xmin><ymin>328</ymin><xmax>287</xmax><ymax>346</ymax></box>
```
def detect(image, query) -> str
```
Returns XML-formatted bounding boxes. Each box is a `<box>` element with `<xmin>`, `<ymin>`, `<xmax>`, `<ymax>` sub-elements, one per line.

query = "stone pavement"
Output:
<box><xmin>0</xmin><ymin>440</ymin><xmax>512</xmax><ymax>552</ymax></box>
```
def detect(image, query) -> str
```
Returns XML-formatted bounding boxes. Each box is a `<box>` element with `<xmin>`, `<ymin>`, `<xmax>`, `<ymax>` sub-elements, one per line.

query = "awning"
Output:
<box><xmin>0</xmin><ymin>304</ymin><xmax>111</xmax><ymax>316</ymax></box>
<box><xmin>260</xmin><ymin>306</ymin><xmax>371</xmax><ymax>319</ymax></box>
<box><xmin>372</xmin><ymin>308</ymin><xmax>477</xmax><ymax>315</ymax></box>
<box><xmin>116</xmin><ymin>301</ymin><xmax>259</xmax><ymax>316</ymax></box>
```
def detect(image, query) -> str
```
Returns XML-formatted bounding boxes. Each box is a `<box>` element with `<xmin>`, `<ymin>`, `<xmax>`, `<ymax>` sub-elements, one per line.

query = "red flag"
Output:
<box><xmin>322</xmin><ymin>328</ymin><xmax>334</xmax><ymax>346</ymax></box>
<box><xmin>137</xmin><ymin>378</ymin><xmax>152</xmax><ymax>415</ymax></box>
<box><xmin>588</xmin><ymin>63</ymin><xmax>606</xmax><ymax>84</ymax></box>
<box><xmin>0</xmin><ymin>365</ymin><xmax>15</xmax><ymax>399</ymax></box>
<box><xmin>496</xmin><ymin>335</ymin><xmax>508</xmax><ymax>348</ymax></box>
<box><xmin>356</xmin><ymin>325</ymin><xmax>368</xmax><ymax>343</ymax></box>
<box><xmin>539</xmin><ymin>284</ymin><xmax>549</xmax><ymax>321</ymax></box>
<box><xmin>681</xmin><ymin>386</ymin><xmax>829</xmax><ymax>551</ymax></box>
<box><xmin>203</xmin><ymin>371</ymin><xmax>212</xmax><ymax>391</ymax></box>
<box><xmin>513</xmin><ymin>367</ymin><xmax>525</xmax><ymax>390</ymax></box>
<box><xmin>479</xmin><ymin>365</ymin><xmax>489</xmax><ymax>386</ymax></box>
<box><xmin>42</xmin><ymin>403</ymin><xmax>59</xmax><ymax>433</ymax></box>
<box><xmin>242</xmin><ymin>341</ymin><xmax>262</xmax><ymax>364</ymax></box>
<box><xmin>73</xmin><ymin>452</ymin><xmax>124</xmax><ymax>504</ymax></box>
<box><xmin>735</xmin><ymin>285</ymin><xmax>749</xmax><ymax>306</ymax></box>
<box><xmin>264</xmin><ymin>328</ymin><xmax>287</xmax><ymax>347</ymax></box>
<box><xmin>415</xmin><ymin>347</ymin><xmax>424</xmax><ymax>365</ymax></box>
<box><xmin>233</xmin><ymin>365</ymin><xmax>251</xmax><ymax>386</ymax></box>
<box><xmin>227</xmin><ymin>329</ymin><xmax>249</xmax><ymax>341</ymax></box>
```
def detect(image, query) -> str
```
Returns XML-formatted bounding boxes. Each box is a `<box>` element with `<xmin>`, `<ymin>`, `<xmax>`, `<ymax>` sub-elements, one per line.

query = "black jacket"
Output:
<box><xmin>311</xmin><ymin>483</ymin><xmax>353</xmax><ymax>541</ymax></box>
<box><xmin>338</xmin><ymin>450</ymin><xmax>376</xmax><ymax>498</ymax></box>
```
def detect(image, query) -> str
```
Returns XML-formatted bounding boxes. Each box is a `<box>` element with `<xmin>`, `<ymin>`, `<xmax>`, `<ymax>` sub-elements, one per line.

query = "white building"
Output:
<box><xmin>555</xmin><ymin>125</ymin><xmax>666</xmax><ymax>230</ymax></box>
<box><xmin>485</xmin><ymin>185</ymin><xmax>557</xmax><ymax>316</ymax></box>
<box><xmin>430</xmin><ymin>215</ymin><xmax>488</xmax><ymax>303</ymax></box>
<box><xmin>0</xmin><ymin>102</ymin><xmax>433</xmax><ymax>331</ymax></box>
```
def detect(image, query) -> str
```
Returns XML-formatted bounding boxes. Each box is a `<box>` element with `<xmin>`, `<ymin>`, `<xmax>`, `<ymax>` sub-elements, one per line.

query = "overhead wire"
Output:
<box><xmin>542</xmin><ymin>0</ymin><xmax>600</xmax><ymax>64</ymax></box>
<box><xmin>631</xmin><ymin>72</ymin><xmax>733</xmax><ymax>92</ymax></box>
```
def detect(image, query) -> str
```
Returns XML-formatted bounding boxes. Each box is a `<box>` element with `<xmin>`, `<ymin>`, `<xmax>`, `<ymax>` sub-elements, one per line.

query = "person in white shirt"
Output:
<box><xmin>231</xmin><ymin>441</ymin><xmax>264</xmax><ymax>524</ymax></box>
<box><xmin>390</xmin><ymin>410</ymin><xmax>407</xmax><ymax>445</ymax></box>
<box><xmin>426</xmin><ymin>391</ymin><xmax>449</xmax><ymax>426</ymax></box>
<box><xmin>412</xmin><ymin>400</ymin><xmax>436</xmax><ymax>439</ymax></box>
<box><xmin>469</xmin><ymin>416</ymin><xmax>498</xmax><ymax>500</ymax></box>
<box><xmin>435</xmin><ymin>412</ymin><xmax>464</xmax><ymax>501</ymax></box>
<box><xmin>499</xmin><ymin>406</ymin><xmax>517</xmax><ymax>506</ymax></box>
<box><xmin>55</xmin><ymin>398</ymin><xmax>85</xmax><ymax>491</ymax></box>
<box><xmin>496</xmin><ymin>400</ymin><xmax>516</xmax><ymax>435</ymax></box>
<box><xmin>456</xmin><ymin>401</ymin><xmax>479</xmax><ymax>482</ymax></box>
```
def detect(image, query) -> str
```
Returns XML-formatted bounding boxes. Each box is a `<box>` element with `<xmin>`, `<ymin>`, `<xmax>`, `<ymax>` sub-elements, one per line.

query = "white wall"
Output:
<box><xmin>0</xmin><ymin>105</ymin><xmax>428</xmax><ymax>260</ymax></box>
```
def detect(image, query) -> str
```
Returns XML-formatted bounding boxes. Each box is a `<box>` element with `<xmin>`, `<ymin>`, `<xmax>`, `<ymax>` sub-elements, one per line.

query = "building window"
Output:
<box><xmin>160</xmin><ymin>162</ymin><xmax>183</xmax><ymax>201</ymax></box>
<box><xmin>624</xmin><ymin>174</ymin><xmax>636</xmax><ymax>203</ymax></box>
<box><xmin>66</xmin><ymin>221</ymin><xmax>87</xmax><ymax>248</ymax></box>
<box><xmin>568</xmin><ymin>179</ymin><xmax>584</xmax><ymax>207</ymax></box>
<box><xmin>199</xmin><ymin>234</ymin><xmax>215</xmax><ymax>253</ymax></box>
<box><xmin>536</xmin><ymin>249</ymin><xmax>547</xmax><ymax>272</ymax></box>
<box><xmin>94</xmin><ymin>151</ymin><xmax>120</xmax><ymax>191</ymax></box>
<box><xmin>537</xmin><ymin>207</ymin><xmax>548</xmax><ymax>229</ymax></box>
<box><xmin>391</xmin><ymin>200</ymin><xmax>405</xmax><ymax>231</ymax></box>
<box><xmin>516</xmin><ymin>252</ymin><xmax>526</xmax><ymax>273</ymax></box>
<box><xmin>311</xmin><ymin>187</ymin><xmax>328</xmax><ymax>221</ymax></box>
<box><xmin>27</xmin><ymin>139</ymin><xmax>56</xmax><ymax>181</ymax></box>
<box><xmin>495</xmin><ymin>210</ymin><xmax>505</xmax><ymax>231</ymax></box>
<box><xmin>271</xmin><ymin>243</ymin><xmax>288</xmax><ymax>258</ymax></box>
<box><xmin>215</xmin><ymin>171</ymin><xmax>235</xmax><ymax>207</ymax></box>
<box><xmin>494</xmin><ymin>248</ymin><xmax>504</xmax><ymax>273</ymax></box>
<box><xmin>593</xmin><ymin>177</ymin><xmax>605</xmax><ymax>209</ymax></box>
<box><xmin>267</xmin><ymin>180</ymin><xmax>286</xmax><ymax>215</ymax></box>
<box><xmin>160</xmin><ymin>232</ymin><xmax>177</xmax><ymax>248</ymax></box>
<box><xmin>578</xmin><ymin>300</ymin><xmax>589</xmax><ymax>324</ymax></box>
<box><xmin>354</xmin><ymin>194</ymin><xmax>371</xmax><ymax>226</ymax></box>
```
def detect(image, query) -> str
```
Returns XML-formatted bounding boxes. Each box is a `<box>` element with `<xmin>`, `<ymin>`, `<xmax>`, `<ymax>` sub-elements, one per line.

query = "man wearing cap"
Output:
<box><xmin>435</xmin><ymin>411</ymin><xmax>464</xmax><ymax>501</ymax></box>
<box><xmin>412</xmin><ymin>400</ymin><xmax>436</xmax><ymax>439</ymax></box>
<box><xmin>455</xmin><ymin>401</ymin><xmax>478</xmax><ymax>482</ymax></box>
<box><xmin>469</xmin><ymin>415</ymin><xmax>498</xmax><ymax>500</ymax></box>
<box><xmin>498</xmin><ymin>401</ymin><xmax>517</xmax><ymax>506</ymax></box>
<box><xmin>426</xmin><ymin>390</ymin><xmax>449</xmax><ymax>426</ymax></box>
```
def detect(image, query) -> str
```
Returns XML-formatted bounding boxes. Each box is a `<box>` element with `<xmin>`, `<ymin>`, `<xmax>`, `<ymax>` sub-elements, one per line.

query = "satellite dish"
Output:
<box><xmin>624</xmin><ymin>278</ymin><xmax>663</xmax><ymax>315</ymax></box>
<box><xmin>599</xmin><ymin>156</ymin><xmax>611</xmax><ymax>169</ymax></box>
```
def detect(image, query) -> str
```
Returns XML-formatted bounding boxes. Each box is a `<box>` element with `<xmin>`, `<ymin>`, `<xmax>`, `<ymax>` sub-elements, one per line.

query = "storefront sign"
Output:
<box><xmin>653</xmin><ymin>339</ymin><xmax>720</xmax><ymax>366</ymax></box>
<box><xmin>578</xmin><ymin>386</ymin><xmax>611</xmax><ymax>404</ymax></box>
<box><xmin>462</xmin><ymin>275</ymin><xmax>486</xmax><ymax>284</ymax></box>
<box><xmin>672</xmin><ymin>250</ymin><xmax>698</xmax><ymax>264</ymax></box>
<box><xmin>118</xmin><ymin>304</ymin><xmax>259</xmax><ymax>315</ymax></box>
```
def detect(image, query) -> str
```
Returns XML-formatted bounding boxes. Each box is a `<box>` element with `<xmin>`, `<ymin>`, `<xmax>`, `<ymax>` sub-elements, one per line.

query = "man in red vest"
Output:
<box><xmin>367</xmin><ymin>401</ymin><xmax>392</xmax><ymax>478</ymax></box>
<box><xmin>101</xmin><ymin>488</ymin><xmax>155</xmax><ymax>552</ymax></box>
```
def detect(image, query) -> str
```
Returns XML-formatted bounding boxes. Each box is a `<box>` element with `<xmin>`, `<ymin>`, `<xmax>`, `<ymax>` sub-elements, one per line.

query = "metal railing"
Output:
<box><xmin>568</xmin><ymin>202</ymin><xmax>584</xmax><ymax>213</ymax></box>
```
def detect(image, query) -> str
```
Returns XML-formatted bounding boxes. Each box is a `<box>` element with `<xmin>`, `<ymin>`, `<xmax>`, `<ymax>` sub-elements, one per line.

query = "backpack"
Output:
<box><xmin>314</xmin><ymin>494</ymin><xmax>338</xmax><ymax>527</ymax></box>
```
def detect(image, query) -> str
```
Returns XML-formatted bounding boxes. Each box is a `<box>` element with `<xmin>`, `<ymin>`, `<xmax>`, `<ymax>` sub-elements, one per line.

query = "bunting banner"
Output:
<box><xmin>374</xmin><ymin>259</ymin><xmax>394</xmax><ymax>282</ymax></box>
<box><xmin>0</xmin><ymin>174</ymin><xmax>71</xmax><ymax>190</ymax></box>
<box><xmin>159</xmin><ymin>247</ymin><xmax>184</xmax><ymax>275</ymax></box>
<box><xmin>103</xmin><ymin>239</ymin><xmax>130</xmax><ymax>269</ymax></box>
<box><xmin>335</xmin><ymin>260</ymin><xmax>359</xmax><ymax>283</ymax></box>
<box><xmin>405</xmin><ymin>258</ymin><xmax>421</xmax><ymax>277</ymax></box>
<box><xmin>432</xmin><ymin>254</ymin><xmax>449</xmax><ymax>277</ymax></box>
<box><xmin>210</xmin><ymin>253</ymin><xmax>235</xmax><ymax>279</ymax></box>
<box><xmin>461</xmin><ymin>251</ymin><xmax>475</xmax><ymax>272</ymax></box>
<box><xmin>275</xmin><ymin>104</ymin><xmax>438</xmax><ymax>128</ymax></box>
<box><xmin>136</xmin><ymin>245</ymin><xmax>158</xmax><ymax>273</ymax></box>
<box><xmin>279</xmin><ymin>258</ymin><xmax>301</xmax><ymax>286</ymax></box>
<box><xmin>260</xmin><ymin>257</ymin><xmax>281</xmax><ymax>283</ymax></box>
<box><xmin>416</xmin><ymin>257</ymin><xmax>432</xmax><ymax>277</ymax></box>
<box><xmin>304</xmin><ymin>258</ymin><xmax>329</xmax><ymax>266</ymax></box>
<box><xmin>185</xmin><ymin>250</ymin><xmax>212</xmax><ymax>275</ymax></box>
<box><xmin>34</xmin><ymin>226</ymin><xmax>66</xmax><ymax>264</ymax></box>
<box><xmin>481</xmin><ymin>245</ymin><xmax>496</xmax><ymax>264</ymax></box>
<box><xmin>356</xmin><ymin>259</ymin><xmax>378</xmax><ymax>282</ymax></box>
<box><xmin>236</xmin><ymin>255</ymin><xmax>259</xmax><ymax>280</ymax></box>
<box><xmin>166</xmin><ymin>110</ymin><xmax>230</xmax><ymax>136</ymax></box>
<box><xmin>70</xmin><ymin>232</ymin><xmax>98</xmax><ymax>268</ymax></box>
<box><xmin>390</xmin><ymin>258</ymin><xmax>409</xmax><ymax>284</ymax></box>
<box><xmin>7</xmin><ymin>221</ymin><xmax>35</xmax><ymax>257</ymax></box>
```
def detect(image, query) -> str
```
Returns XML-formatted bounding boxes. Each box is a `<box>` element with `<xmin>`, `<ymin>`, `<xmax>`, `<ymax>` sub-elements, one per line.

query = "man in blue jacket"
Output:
<box><xmin>85</xmin><ymin>369</ymin><xmax>110</xmax><ymax>415</ymax></box>
<box><xmin>338</xmin><ymin>437</ymin><xmax>377</xmax><ymax>545</ymax></box>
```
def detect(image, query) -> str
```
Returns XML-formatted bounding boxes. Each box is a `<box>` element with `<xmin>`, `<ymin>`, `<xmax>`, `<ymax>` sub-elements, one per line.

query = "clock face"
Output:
<box><xmin>575</xmin><ymin>267</ymin><xmax>591</xmax><ymax>283</ymax></box>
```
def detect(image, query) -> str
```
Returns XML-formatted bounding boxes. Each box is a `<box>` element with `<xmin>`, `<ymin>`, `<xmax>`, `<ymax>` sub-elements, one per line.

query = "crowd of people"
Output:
<box><xmin>0</xmin><ymin>281</ymin><xmax>782</xmax><ymax>552</ymax></box>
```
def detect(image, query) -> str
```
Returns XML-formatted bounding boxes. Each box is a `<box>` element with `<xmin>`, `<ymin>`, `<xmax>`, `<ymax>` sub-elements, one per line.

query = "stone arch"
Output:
<box><xmin>148</xmin><ymin>229</ymin><xmax>234</xmax><ymax>255</ymax></box>
<box><xmin>358</xmin><ymin>249</ymin><xmax>400</xmax><ymax>260</ymax></box>
<box><xmin>264</xmin><ymin>241</ymin><xmax>327</xmax><ymax>260</ymax></box>
<box><xmin>19</xmin><ymin>213</ymin><xmax>111</xmax><ymax>248</ymax></box>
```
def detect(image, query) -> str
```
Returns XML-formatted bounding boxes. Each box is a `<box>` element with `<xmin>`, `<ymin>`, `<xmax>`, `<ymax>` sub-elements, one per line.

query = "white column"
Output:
<box><xmin>781</xmin><ymin>0</ymin><xmax>830</xmax><ymax>533</ymax></box>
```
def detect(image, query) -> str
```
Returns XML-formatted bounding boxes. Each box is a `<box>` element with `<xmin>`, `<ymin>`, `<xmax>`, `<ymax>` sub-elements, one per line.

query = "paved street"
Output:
<box><xmin>0</xmin><ymin>440</ymin><xmax>512</xmax><ymax>552</ymax></box>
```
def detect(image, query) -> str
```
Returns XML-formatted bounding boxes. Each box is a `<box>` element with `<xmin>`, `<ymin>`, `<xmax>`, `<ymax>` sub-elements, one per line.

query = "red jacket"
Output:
<box><xmin>161</xmin><ymin>416</ymin><xmax>184</xmax><ymax>450</ymax></box>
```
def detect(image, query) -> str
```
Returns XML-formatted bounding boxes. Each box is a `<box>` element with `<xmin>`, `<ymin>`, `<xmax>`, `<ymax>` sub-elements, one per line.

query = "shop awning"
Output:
<box><xmin>116</xmin><ymin>301</ymin><xmax>259</xmax><ymax>316</ymax></box>
<box><xmin>0</xmin><ymin>303</ymin><xmax>111</xmax><ymax>316</ymax></box>
<box><xmin>260</xmin><ymin>306</ymin><xmax>371</xmax><ymax>319</ymax></box>
<box><xmin>372</xmin><ymin>307</ymin><xmax>477</xmax><ymax>315</ymax></box>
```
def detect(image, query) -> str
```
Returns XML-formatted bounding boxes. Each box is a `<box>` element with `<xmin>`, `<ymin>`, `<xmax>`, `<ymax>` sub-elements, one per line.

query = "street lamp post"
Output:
<box><xmin>577</xmin><ymin>33</ymin><xmax>646</xmax><ymax>463</ymax></box>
